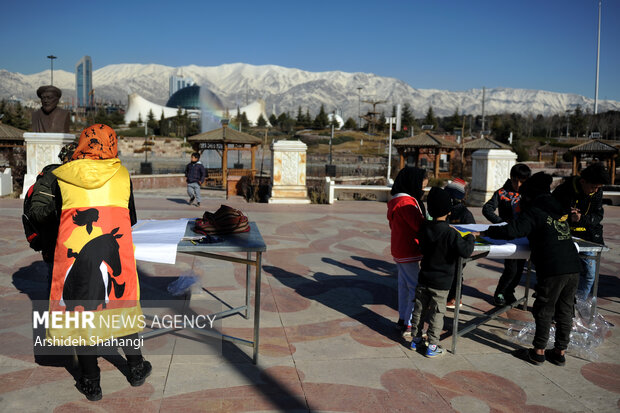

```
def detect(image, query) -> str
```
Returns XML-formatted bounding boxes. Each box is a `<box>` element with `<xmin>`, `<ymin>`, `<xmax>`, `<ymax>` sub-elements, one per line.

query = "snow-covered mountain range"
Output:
<box><xmin>2</xmin><ymin>63</ymin><xmax>619</xmax><ymax>119</ymax></box>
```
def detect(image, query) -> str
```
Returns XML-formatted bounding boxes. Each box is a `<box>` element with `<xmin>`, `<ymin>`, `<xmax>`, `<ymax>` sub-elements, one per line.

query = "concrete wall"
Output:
<box><xmin>130</xmin><ymin>173</ymin><xmax>185</xmax><ymax>190</ymax></box>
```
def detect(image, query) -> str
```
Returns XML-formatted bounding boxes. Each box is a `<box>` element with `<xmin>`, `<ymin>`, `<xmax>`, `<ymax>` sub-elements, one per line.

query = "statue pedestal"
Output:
<box><xmin>469</xmin><ymin>149</ymin><xmax>517</xmax><ymax>206</ymax></box>
<box><xmin>21</xmin><ymin>133</ymin><xmax>75</xmax><ymax>198</ymax></box>
<box><xmin>269</xmin><ymin>140</ymin><xmax>310</xmax><ymax>204</ymax></box>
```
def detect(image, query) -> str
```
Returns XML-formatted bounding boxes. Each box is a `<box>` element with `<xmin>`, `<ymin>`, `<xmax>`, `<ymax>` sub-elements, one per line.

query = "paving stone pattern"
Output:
<box><xmin>1</xmin><ymin>187</ymin><xmax>619</xmax><ymax>412</ymax></box>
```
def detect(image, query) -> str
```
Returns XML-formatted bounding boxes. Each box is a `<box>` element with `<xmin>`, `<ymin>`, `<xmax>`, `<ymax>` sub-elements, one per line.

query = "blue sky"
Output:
<box><xmin>2</xmin><ymin>0</ymin><xmax>619</xmax><ymax>101</ymax></box>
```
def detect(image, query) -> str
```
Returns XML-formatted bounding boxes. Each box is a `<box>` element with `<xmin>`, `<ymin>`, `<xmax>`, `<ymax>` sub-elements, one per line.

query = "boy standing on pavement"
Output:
<box><xmin>409</xmin><ymin>187</ymin><xmax>475</xmax><ymax>357</ymax></box>
<box><xmin>482</xmin><ymin>163</ymin><xmax>531</xmax><ymax>306</ymax></box>
<box><xmin>483</xmin><ymin>172</ymin><xmax>581</xmax><ymax>366</ymax></box>
<box><xmin>185</xmin><ymin>152</ymin><xmax>206</xmax><ymax>207</ymax></box>
<box><xmin>552</xmin><ymin>162</ymin><xmax>609</xmax><ymax>299</ymax></box>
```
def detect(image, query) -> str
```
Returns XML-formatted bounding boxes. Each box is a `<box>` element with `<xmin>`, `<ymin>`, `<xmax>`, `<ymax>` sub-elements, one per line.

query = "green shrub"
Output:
<box><xmin>427</xmin><ymin>178</ymin><xmax>446</xmax><ymax>188</ymax></box>
<box><xmin>308</xmin><ymin>180</ymin><xmax>328</xmax><ymax>204</ymax></box>
<box><xmin>512</xmin><ymin>143</ymin><xmax>530</xmax><ymax>162</ymax></box>
<box><xmin>332</xmin><ymin>135</ymin><xmax>355</xmax><ymax>145</ymax></box>
<box><xmin>562</xmin><ymin>151</ymin><xmax>573</xmax><ymax>162</ymax></box>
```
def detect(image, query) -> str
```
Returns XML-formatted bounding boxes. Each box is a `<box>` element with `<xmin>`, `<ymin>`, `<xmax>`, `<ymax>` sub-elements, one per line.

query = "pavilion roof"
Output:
<box><xmin>568</xmin><ymin>139</ymin><xmax>618</xmax><ymax>154</ymax></box>
<box><xmin>187</xmin><ymin>126</ymin><xmax>262</xmax><ymax>145</ymax></box>
<box><xmin>537</xmin><ymin>143</ymin><xmax>557</xmax><ymax>151</ymax></box>
<box><xmin>393</xmin><ymin>132</ymin><xmax>458</xmax><ymax>149</ymax></box>
<box><xmin>463</xmin><ymin>136</ymin><xmax>511</xmax><ymax>150</ymax></box>
<box><xmin>0</xmin><ymin>122</ymin><xmax>25</xmax><ymax>141</ymax></box>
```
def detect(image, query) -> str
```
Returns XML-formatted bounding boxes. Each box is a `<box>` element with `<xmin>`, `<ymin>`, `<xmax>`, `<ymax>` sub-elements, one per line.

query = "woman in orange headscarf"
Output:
<box><xmin>49</xmin><ymin>124</ymin><xmax>151</xmax><ymax>401</ymax></box>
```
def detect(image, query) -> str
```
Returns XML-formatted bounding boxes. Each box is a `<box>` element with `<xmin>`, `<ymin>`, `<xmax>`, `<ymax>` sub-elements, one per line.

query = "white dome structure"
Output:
<box><xmin>125</xmin><ymin>93</ymin><xmax>194</xmax><ymax>123</ymax></box>
<box><xmin>124</xmin><ymin>92</ymin><xmax>270</xmax><ymax>127</ymax></box>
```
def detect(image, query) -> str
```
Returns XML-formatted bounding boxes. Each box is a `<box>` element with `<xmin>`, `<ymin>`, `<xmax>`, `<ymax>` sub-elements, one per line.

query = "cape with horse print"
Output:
<box><xmin>63</xmin><ymin>227</ymin><xmax>127</xmax><ymax>311</ymax></box>
<box><xmin>48</xmin><ymin>124</ymin><xmax>140</xmax><ymax>343</ymax></box>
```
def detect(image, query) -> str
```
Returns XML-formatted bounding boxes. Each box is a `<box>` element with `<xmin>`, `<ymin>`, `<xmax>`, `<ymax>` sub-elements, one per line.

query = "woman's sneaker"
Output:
<box><xmin>410</xmin><ymin>336</ymin><xmax>422</xmax><ymax>351</ymax></box>
<box><xmin>76</xmin><ymin>376</ymin><xmax>102</xmax><ymax>401</ymax></box>
<box><xmin>425</xmin><ymin>344</ymin><xmax>444</xmax><ymax>358</ymax></box>
<box><xmin>401</xmin><ymin>325</ymin><xmax>412</xmax><ymax>338</ymax></box>
<box><xmin>128</xmin><ymin>360</ymin><xmax>152</xmax><ymax>387</ymax></box>
<box><xmin>545</xmin><ymin>349</ymin><xmax>566</xmax><ymax>366</ymax></box>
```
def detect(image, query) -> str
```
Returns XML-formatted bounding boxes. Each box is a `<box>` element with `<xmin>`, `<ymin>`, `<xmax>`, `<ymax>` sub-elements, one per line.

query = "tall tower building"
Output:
<box><xmin>75</xmin><ymin>56</ymin><xmax>93</xmax><ymax>107</ymax></box>
<box><xmin>169</xmin><ymin>75</ymin><xmax>194</xmax><ymax>97</ymax></box>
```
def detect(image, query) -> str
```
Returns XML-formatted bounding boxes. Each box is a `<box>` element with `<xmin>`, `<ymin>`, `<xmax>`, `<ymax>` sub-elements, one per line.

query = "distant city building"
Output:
<box><xmin>75</xmin><ymin>56</ymin><xmax>93</xmax><ymax>108</ymax></box>
<box><xmin>169</xmin><ymin>75</ymin><xmax>195</xmax><ymax>97</ymax></box>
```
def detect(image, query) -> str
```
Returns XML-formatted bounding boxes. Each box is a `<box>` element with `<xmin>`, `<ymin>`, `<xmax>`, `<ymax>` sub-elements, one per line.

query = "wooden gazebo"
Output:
<box><xmin>568</xmin><ymin>139</ymin><xmax>618</xmax><ymax>184</ymax></box>
<box><xmin>0</xmin><ymin>122</ymin><xmax>26</xmax><ymax>193</ymax></box>
<box><xmin>536</xmin><ymin>143</ymin><xmax>560</xmax><ymax>164</ymax></box>
<box><xmin>0</xmin><ymin>122</ymin><xmax>25</xmax><ymax>146</ymax></box>
<box><xmin>463</xmin><ymin>136</ymin><xmax>511</xmax><ymax>152</ymax></box>
<box><xmin>393</xmin><ymin>132</ymin><xmax>458</xmax><ymax>179</ymax></box>
<box><xmin>458</xmin><ymin>136</ymin><xmax>512</xmax><ymax>174</ymax></box>
<box><xmin>187</xmin><ymin>123</ymin><xmax>262</xmax><ymax>190</ymax></box>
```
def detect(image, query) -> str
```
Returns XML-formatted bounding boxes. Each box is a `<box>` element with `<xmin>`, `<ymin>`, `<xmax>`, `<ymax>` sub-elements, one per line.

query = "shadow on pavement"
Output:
<box><xmin>10</xmin><ymin>262</ymin><xmax>310</xmax><ymax>410</ymax></box>
<box><xmin>265</xmin><ymin>256</ymin><xmax>405</xmax><ymax>344</ymax></box>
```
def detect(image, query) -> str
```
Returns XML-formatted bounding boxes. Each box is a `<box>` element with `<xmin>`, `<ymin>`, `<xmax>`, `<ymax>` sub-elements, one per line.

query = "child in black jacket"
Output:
<box><xmin>445</xmin><ymin>178</ymin><xmax>475</xmax><ymax>308</ymax></box>
<box><xmin>552</xmin><ymin>163</ymin><xmax>609</xmax><ymax>298</ymax></box>
<box><xmin>483</xmin><ymin>172</ymin><xmax>581</xmax><ymax>366</ymax></box>
<box><xmin>410</xmin><ymin>187</ymin><xmax>475</xmax><ymax>357</ymax></box>
<box><xmin>482</xmin><ymin>163</ymin><xmax>531</xmax><ymax>306</ymax></box>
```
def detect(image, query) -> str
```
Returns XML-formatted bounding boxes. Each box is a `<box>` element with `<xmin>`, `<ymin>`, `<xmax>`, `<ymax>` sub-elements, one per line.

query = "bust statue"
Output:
<box><xmin>31</xmin><ymin>85</ymin><xmax>71</xmax><ymax>133</ymax></box>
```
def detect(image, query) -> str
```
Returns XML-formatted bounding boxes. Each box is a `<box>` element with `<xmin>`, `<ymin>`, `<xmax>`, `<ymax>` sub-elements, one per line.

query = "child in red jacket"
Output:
<box><xmin>387</xmin><ymin>167</ymin><xmax>428</xmax><ymax>337</ymax></box>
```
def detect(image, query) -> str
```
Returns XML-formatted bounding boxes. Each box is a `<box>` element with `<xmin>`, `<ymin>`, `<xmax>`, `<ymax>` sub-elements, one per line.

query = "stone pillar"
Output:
<box><xmin>21</xmin><ymin>132</ymin><xmax>75</xmax><ymax>198</ymax></box>
<box><xmin>269</xmin><ymin>140</ymin><xmax>310</xmax><ymax>204</ymax></box>
<box><xmin>434</xmin><ymin>148</ymin><xmax>440</xmax><ymax>179</ymax></box>
<box><xmin>0</xmin><ymin>168</ymin><xmax>12</xmax><ymax>196</ymax></box>
<box><xmin>469</xmin><ymin>149</ymin><xmax>517</xmax><ymax>206</ymax></box>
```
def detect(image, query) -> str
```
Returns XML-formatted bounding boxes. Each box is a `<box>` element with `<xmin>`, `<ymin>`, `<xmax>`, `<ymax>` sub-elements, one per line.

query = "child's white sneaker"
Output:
<box><xmin>425</xmin><ymin>344</ymin><xmax>444</xmax><ymax>358</ymax></box>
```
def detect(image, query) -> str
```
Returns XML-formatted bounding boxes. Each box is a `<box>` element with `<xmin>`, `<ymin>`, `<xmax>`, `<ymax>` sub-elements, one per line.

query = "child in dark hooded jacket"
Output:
<box><xmin>483</xmin><ymin>172</ymin><xmax>581</xmax><ymax>366</ymax></box>
<box><xmin>483</xmin><ymin>163</ymin><xmax>531</xmax><ymax>307</ymax></box>
<box><xmin>409</xmin><ymin>187</ymin><xmax>475</xmax><ymax>357</ymax></box>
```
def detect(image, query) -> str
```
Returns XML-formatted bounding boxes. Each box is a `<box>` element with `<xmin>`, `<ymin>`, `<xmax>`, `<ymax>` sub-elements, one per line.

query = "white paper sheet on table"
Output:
<box><xmin>132</xmin><ymin>219</ymin><xmax>191</xmax><ymax>264</ymax></box>
<box><xmin>453</xmin><ymin>223</ymin><xmax>580</xmax><ymax>259</ymax></box>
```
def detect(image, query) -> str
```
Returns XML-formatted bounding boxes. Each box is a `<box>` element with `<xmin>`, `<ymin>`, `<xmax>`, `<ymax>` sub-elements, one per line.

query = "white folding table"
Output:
<box><xmin>450</xmin><ymin>224</ymin><xmax>608</xmax><ymax>354</ymax></box>
<box><xmin>136</xmin><ymin>221</ymin><xmax>266</xmax><ymax>364</ymax></box>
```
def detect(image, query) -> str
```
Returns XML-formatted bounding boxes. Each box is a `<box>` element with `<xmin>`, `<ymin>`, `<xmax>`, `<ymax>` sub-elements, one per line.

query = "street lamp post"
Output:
<box><xmin>387</xmin><ymin>117</ymin><xmax>395</xmax><ymax>183</ymax></box>
<box><xmin>329</xmin><ymin>123</ymin><xmax>334</xmax><ymax>165</ymax></box>
<box><xmin>47</xmin><ymin>55</ymin><xmax>57</xmax><ymax>85</ymax></box>
<box><xmin>357</xmin><ymin>87</ymin><xmax>362</xmax><ymax>130</ymax></box>
<box><xmin>594</xmin><ymin>0</ymin><xmax>602</xmax><ymax>115</ymax></box>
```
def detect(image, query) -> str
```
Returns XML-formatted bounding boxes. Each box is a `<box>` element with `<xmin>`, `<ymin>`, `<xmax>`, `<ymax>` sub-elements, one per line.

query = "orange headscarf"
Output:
<box><xmin>72</xmin><ymin>124</ymin><xmax>118</xmax><ymax>160</ymax></box>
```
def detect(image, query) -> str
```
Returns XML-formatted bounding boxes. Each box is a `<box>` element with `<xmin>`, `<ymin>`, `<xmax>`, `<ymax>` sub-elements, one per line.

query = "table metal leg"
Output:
<box><xmin>591</xmin><ymin>251</ymin><xmax>602</xmax><ymax>321</ymax></box>
<box><xmin>245</xmin><ymin>252</ymin><xmax>251</xmax><ymax>319</ymax></box>
<box><xmin>253</xmin><ymin>252</ymin><xmax>262</xmax><ymax>364</ymax></box>
<box><xmin>451</xmin><ymin>257</ymin><xmax>464</xmax><ymax>354</ymax></box>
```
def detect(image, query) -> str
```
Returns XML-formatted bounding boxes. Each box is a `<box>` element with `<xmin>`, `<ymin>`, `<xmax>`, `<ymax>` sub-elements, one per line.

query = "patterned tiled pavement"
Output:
<box><xmin>1</xmin><ymin>187</ymin><xmax>619</xmax><ymax>412</ymax></box>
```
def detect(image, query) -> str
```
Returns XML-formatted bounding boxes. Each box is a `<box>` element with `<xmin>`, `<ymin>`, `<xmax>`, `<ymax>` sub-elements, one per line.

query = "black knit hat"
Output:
<box><xmin>427</xmin><ymin>187</ymin><xmax>452</xmax><ymax>218</ymax></box>
<box><xmin>521</xmin><ymin>172</ymin><xmax>552</xmax><ymax>199</ymax></box>
<box><xmin>580</xmin><ymin>163</ymin><xmax>610</xmax><ymax>185</ymax></box>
